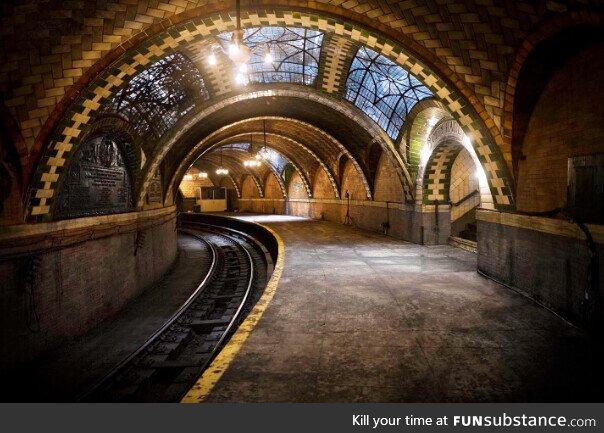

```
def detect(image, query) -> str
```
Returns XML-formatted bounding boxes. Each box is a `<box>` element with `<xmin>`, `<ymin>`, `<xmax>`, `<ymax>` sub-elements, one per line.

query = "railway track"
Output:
<box><xmin>80</xmin><ymin>223</ymin><xmax>269</xmax><ymax>402</ymax></box>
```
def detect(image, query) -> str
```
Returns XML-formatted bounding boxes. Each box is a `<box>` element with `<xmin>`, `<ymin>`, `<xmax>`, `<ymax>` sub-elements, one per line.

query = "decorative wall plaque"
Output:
<box><xmin>147</xmin><ymin>170</ymin><xmax>163</xmax><ymax>204</ymax></box>
<box><xmin>55</xmin><ymin>134</ymin><xmax>134</xmax><ymax>218</ymax></box>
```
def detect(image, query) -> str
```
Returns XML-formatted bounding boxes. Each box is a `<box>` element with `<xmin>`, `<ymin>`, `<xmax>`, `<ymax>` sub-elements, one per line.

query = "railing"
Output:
<box><xmin>450</xmin><ymin>189</ymin><xmax>480</xmax><ymax>207</ymax></box>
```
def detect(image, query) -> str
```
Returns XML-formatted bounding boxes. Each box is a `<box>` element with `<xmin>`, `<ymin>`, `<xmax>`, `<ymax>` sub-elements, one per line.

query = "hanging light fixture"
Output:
<box><xmin>230</xmin><ymin>0</ymin><xmax>250</xmax><ymax>85</ymax></box>
<box><xmin>183</xmin><ymin>174</ymin><xmax>193</xmax><ymax>181</ymax></box>
<box><xmin>256</xmin><ymin>119</ymin><xmax>270</xmax><ymax>160</ymax></box>
<box><xmin>206</xmin><ymin>1</ymin><xmax>277</xmax><ymax>85</ymax></box>
<box><xmin>198</xmin><ymin>171</ymin><xmax>208</xmax><ymax>179</ymax></box>
<box><xmin>244</xmin><ymin>134</ymin><xmax>262</xmax><ymax>167</ymax></box>
<box><xmin>216</xmin><ymin>147</ymin><xmax>229</xmax><ymax>175</ymax></box>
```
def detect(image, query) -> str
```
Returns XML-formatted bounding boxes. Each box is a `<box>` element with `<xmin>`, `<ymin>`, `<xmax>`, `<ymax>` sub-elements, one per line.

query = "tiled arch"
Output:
<box><xmin>262</xmin><ymin>168</ymin><xmax>288</xmax><ymax>199</ymax></box>
<box><xmin>213</xmin><ymin>132</ymin><xmax>336</xmax><ymax>200</ymax></box>
<box><xmin>27</xmin><ymin>8</ymin><xmax>514</xmax><ymax>220</ymax></box>
<box><xmin>422</xmin><ymin>144</ymin><xmax>464</xmax><ymax>204</ymax></box>
<box><xmin>164</xmin><ymin>115</ymin><xmax>373</xmax><ymax>206</ymax></box>
<box><xmin>418</xmin><ymin>119</ymin><xmax>492</xmax><ymax>208</ymax></box>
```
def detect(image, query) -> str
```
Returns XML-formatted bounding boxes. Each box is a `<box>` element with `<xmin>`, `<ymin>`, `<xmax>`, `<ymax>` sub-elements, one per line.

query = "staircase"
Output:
<box><xmin>459</xmin><ymin>222</ymin><xmax>477</xmax><ymax>242</ymax></box>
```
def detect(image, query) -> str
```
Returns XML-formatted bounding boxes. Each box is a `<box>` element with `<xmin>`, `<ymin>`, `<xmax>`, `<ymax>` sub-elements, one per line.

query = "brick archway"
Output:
<box><xmin>502</xmin><ymin>11</ymin><xmax>604</xmax><ymax>185</ymax></box>
<box><xmin>25</xmin><ymin>6</ymin><xmax>515</xmax><ymax>220</ymax></box>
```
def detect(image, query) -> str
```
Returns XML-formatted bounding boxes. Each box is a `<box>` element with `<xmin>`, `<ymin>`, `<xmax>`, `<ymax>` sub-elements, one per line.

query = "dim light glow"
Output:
<box><xmin>475</xmin><ymin>166</ymin><xmax>488</xmax><ymax>185</ymax></box>
<box><xmin>244</xmin><ymin>159</ymin><xmax>261</xmax><ymax>167</ymax></box>
<box><xmin>463</xmin><ymin>134</ymin><xmax>472</xmax><ymax>149</ymax></box>
<box><xmin>208</xmin><ymin>53</ymin><xmax>217</xmax><ymax>66</ymax></box>
<box><xmin>228</xmin><ymin>43</ymin><xmax>240</xmax><ymax>57</ymax></box>
<box><xmin>420</xmin><ymin>146</ymin><xmax>432</xmax><ymax>165</ymax></box>
<box><xmin>216</xmin><ymin>168</ymin><xmax>229</xmax><ymax>175</ymax></box>
<box><xmin>235</xmin><ymin>72</ymin><xmax>247</xmax><ymax>85</ymax></box>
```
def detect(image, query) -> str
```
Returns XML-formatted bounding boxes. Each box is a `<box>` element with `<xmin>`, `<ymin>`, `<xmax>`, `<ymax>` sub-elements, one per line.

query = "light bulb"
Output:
<box><xmin>264</xmin><ymin>52</ymin><xmax>273</xmax><ymax>64</ymax></box>
<box><xmin>229</xmin><ymin>43</ymin><xmax>239</xmax><ymax>58</ymax></box>
<box><xmin>208</xmin><ymin>53</ymin><xmax>217</xmax><ymax>66</ymax></box>
<box><xmin>235</xmin><ymin>72</ymin><xmax>246</xmax><ymax>85</ymax></box>
<box><xmin>184</xmin><ymin>174</ymin><xmax>193</xmax><ymax>181</ymax></box>
<box><xmin>238</xmin><ymin>63</ymin><xmax>248</xmax><ymax>73</ymax></box>
<box><xmin>198</xmin><ymin>172</ymin><xmax>208</xmax><ymax>179</ymax></box>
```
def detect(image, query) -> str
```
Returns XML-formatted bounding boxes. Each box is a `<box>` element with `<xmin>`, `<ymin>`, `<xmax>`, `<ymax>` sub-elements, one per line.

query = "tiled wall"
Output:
<box><xmin>179</xmin><ymin>176</ymin><xmax>214</xmax><ymax>198</ymax></box>
<box><xmin>373</xmin><ymin>153</ymin><xmax>404</xmax><ymax>202</ymax></box>
<box><xmin>477</xmin><ymin>210</ymin><xmax>604</xmax><ymax>329</ymax></box>
<box><xmin>0</xmin><ymin>210</ymin><xmax>177</xmax><ymax>374</ymax></box>
<box><xmin>516</xmin><ymin>43</ymin><xmax>604</xmax><ymax>213</ymax></box>
<box><xmin>450</xmin><ymin>148</ymin><xmax>480</xmax><ymax>222</ymax></box>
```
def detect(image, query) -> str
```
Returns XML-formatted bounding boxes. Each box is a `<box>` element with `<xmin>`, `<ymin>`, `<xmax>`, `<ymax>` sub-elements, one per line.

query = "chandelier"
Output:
<box><xmin>243</xmin><ymin>134</ymin><xmax>262</xmax><ymax>167</ymax></box>
<box><xmin>256</xmin><ymin>120</ymin><xmax>270</xmax><ymax>159</ymax></box>
<box><xmin>216</xmin><ymin>147</ymin><xmax>229</xmax><ymax>175</ymax></box>
<box><xmin>206</xmin><ymin>0</ymin><xmax>273</xmax><ymax>85</ymax></box>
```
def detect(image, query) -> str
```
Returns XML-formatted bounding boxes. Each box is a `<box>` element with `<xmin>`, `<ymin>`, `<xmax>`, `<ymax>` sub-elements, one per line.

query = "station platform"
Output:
<box><xmin>190</xmin><ymin>214</ymin><xmax>602</xmax><ymax>402</ymax></box>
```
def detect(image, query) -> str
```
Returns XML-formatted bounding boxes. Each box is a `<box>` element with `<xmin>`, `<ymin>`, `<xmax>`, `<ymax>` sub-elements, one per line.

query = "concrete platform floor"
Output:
<box><xmin>3</xmin><ymin>232</ymin><xmax>210</xmax><ymax>402</ymax></box>
<box><xmin>204</xmin><ymin>214</ymin><xmax>604</xmax><ymax>402</ymax></box>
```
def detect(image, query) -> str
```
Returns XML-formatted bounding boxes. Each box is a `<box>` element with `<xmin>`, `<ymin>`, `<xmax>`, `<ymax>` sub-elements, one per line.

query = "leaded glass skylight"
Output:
<box><xmin>221</xmin><ymin>143</ymin><xmax>251</xmax><ymax>151</ymax></box>
<box><xmin>217</xmin><ymin>27</ymin><xmax>324</xmax><ymax>85</ymax></box>
<box><xmin>101</xmin><ymin>53</ymin><xmax>209</xmax><ymax>140</ymax></box>
<box><xmin>257</xmin><ymin>147</ymin><xmax>289</xmax><ymax>174</ymax></box>
<box><xmin>344</xmin><ymin>47</ymin><xmax>433</xmax><ymax>139</ymax></box>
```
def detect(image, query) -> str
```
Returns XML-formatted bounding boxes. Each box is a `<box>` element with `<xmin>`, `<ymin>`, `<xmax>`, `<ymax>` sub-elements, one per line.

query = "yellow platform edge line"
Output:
<box><xmin>180</xmin><ymin>224</ymin><xmax>285</xmax><ymax>403</ymax></box>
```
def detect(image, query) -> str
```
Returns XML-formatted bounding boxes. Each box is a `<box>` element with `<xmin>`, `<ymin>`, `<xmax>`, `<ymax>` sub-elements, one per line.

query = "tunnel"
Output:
<box><xmin>0</xmin><ymin>0</ymin><xmax>603</xmax><ymax>405</ymax></box>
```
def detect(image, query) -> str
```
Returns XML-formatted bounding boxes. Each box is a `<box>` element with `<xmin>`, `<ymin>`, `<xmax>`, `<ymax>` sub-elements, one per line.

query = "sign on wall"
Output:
<box><xmin>55</xmin><ymin>134</ymin><xmax>134</xmax><ymax>219</ymax></box>
<box><xmin>147</xmin><ymin>170</ymin><xmax>163</xmax><ymax>205</ymax></box>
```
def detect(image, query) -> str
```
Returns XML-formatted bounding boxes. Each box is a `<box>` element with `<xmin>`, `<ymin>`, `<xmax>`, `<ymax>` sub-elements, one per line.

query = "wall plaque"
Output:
<box><xmin>55</xmin><ymin>134</ymin><xmax>134</xmax><ymax>218</ymax></box>
<box><xmin>147</xmin><ymin>170</ymin><xmax>163</xmax><ymax>204</ymax></box>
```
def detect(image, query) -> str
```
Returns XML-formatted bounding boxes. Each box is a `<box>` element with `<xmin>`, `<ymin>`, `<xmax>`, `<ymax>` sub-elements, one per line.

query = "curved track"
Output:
<box><xmin>80</xmin><ymin>224</ymin><xmax>269</xmax><ymax>402</ymax></box>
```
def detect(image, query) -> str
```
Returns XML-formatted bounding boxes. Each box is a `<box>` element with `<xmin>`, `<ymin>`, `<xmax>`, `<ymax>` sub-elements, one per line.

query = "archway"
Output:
<box><xmin>416</xmin><ymin>119</ymin><xmax>489</xmax><ymax>244</ymax></box>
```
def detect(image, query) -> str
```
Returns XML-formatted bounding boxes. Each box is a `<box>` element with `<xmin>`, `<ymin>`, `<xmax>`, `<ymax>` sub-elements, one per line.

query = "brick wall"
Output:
<box><xmin>0</xmin><ymin>167</ymin><xmax>23</xmax><ymax>225</ymax></box>
<box><xmin>287</xmin><ymin>172</ymin><xmax>310</xmax><ymax>216</ymax></box>
<box><xmin>241</xmin><ymin>175</ymin><xmax>259</xmax><ymax>199</ymax></box>
<box><xmin>373</xmin><ymin>153</ymin><xmax>404</xmax><ymax>202</ymax></box>
<box><xmin>0</xmin><ymin>211</ymin><xmax>177</xmax><ymax>374</ymax></box>
<box><xmin>340</xmin><ymin>160</ymin><xmax>367</xmax><ymax>201</ymax></box>
<box><xmin>179</xmin><ymin>176</ymin><xmax>214</xmax><ymax>198</ymax></box>
<box><xmin>450</xmin><ymin>148</ymin><xmax>480</xmax><ymax>222</ymax></box>
<box><xmin>264</xmin><ymin>174</ymin><xmax>283</xmax><ymax>199</ymax></box>
<box><xmin>477</xmin><ymin>211</ymin><xmax>604</xmax><ymax>329</ymax></box>
<box><xmin>312</xmin><ymin>168</ymin><xmax>334</xmax><ymax>199</ymax></box>
<box><xmin>516</xmin><ymin>43</ymin><xmax>604</xmax><ymax>212</ymax></box>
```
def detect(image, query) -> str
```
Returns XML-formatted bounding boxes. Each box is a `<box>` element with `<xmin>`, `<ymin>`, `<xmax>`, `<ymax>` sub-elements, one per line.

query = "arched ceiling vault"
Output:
<box><xmin>198</xmin><ymin>144</ymin><xmax>289</xmax><ymax>199</ymax></box>
<box><xmin>157</xmin><ymin>91</ymin><xmax>393</xmax><ymax>205</ymax></box>
<box><xmin>199</xmin><ymin>152</ymin><xmax>266</xmax><ymax>198</ymax></box>
<box><xmin>164</xmin><ymin>112</ymin><xmax>380</xmax><ymax>205</ymax></box>
<box><xmin>194</xmin><ymin>159</ymin><xmax>241</xmax><ymax>198</ymax></box>
<box><xmin>215</xmin><ymin>134</ymin><xmax>322</xmax><ymax>199</ymax></box>
<box><xmin>173</xmin><ymin>116</ymin><xmax>356</xmax><ymax>199</ymax></box>
<box><xmin>23</xmin><ymin>6</ymin><xmax>519</xmax><ymax>220</ymax></box>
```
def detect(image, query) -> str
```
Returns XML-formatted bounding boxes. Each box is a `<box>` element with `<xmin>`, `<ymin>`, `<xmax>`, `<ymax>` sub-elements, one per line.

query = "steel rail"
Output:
<box><xmin>78</xmin><ymin>229</ymin><xmax>218</xmax><ymax>401</ymax></box>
